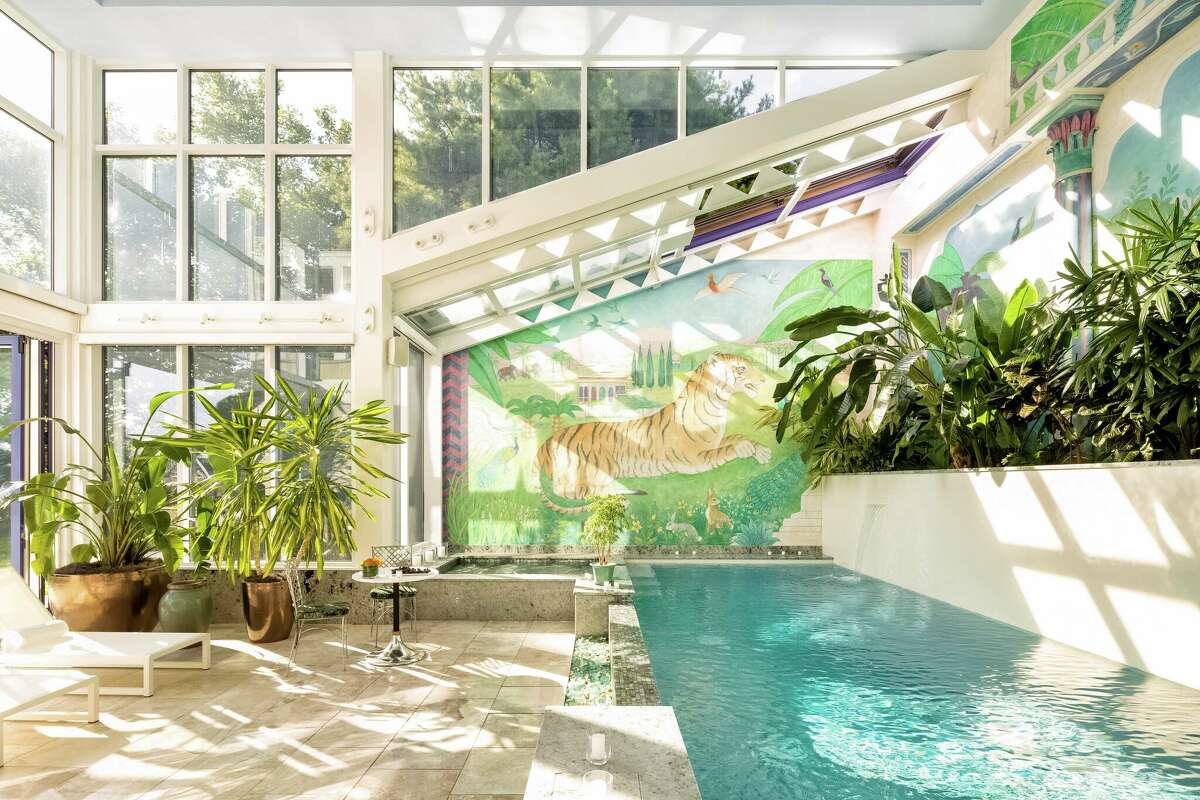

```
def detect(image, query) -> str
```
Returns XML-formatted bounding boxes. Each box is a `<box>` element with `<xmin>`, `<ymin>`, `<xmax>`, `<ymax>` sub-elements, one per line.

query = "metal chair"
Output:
<box><xmin>283</xmin><ymin>558</ymin><xmax>350</xmax><ymax>670</ymax></box>
<box><xmin>368</xmin><ymin>545</ymin><xmax>418</xmax><ymax>647</ymax></box>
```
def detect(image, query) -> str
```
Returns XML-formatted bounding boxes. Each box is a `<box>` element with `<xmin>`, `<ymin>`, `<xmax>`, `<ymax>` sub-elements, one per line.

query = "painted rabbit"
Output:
<box><xmin>706</xmin><ymin>487</ymin><xmax>733</xmax><ymax>532</ymax></box>
<box><xmin>666</xmin><ymin>512</ymin><xmax>701</xmax><ymax>543</ymax></box>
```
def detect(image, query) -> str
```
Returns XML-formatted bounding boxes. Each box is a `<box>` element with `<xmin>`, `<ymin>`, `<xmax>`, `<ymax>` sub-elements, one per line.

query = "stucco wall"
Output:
<box><xmin>822</xmin><ymin>462</ymin><xmax>1200</xmax><ymax>689</ymax></box>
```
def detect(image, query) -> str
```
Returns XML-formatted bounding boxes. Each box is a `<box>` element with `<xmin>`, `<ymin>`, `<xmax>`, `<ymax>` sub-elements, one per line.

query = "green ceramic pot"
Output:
<box><xmin>591</xmin><ymin>563</ymin><xmax>616</xmax><ymax>585</ymax></box>
<box><xmin>362</xmin><ymin>565</ymin><xmax>379</xmax><ymax>578</ymax></box>
<box><xmin>157</xmin><ymin>580</ymin><xmax>213</xmax><ymax>633</ymax></box>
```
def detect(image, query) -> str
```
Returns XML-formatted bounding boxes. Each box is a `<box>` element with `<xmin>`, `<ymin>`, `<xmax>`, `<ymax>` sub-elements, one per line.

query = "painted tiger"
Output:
<box><xmin>536</xmin><ymin>353</ymin><xmax>772</xmax><ymax>513</ymax></box>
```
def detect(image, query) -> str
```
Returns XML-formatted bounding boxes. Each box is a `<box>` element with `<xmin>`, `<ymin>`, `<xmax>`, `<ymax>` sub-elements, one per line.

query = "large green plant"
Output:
<box><xmin>168</xmin><ymin>376</ymin><xmax>406</xmax><ymax>580</ymax></box>
<box><xmin>771</xmin><ymin>254</ymin><xmax>1075</xmax><ymax>479</ymax></box>
<box><xmin>0</xmin><ymin>390</ymin><xmax>193</xmax><ymax>578</ymax></box>
<box><xmin>168</xmin><ymin>388</ymin><xmax>280</xmax><ymax>582</ymax></box>
<box><xmin>262</xmin><ymin>378</ymin><xmax>407</xmax><ymax>575</ymax></box>
<box><xmin>1048</xmin><ymin>199</ymin><xmax>1200</xmax><ymax>460</ymax></box>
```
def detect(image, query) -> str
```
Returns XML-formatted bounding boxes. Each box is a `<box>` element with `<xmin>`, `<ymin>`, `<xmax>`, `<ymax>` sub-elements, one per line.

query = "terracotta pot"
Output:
<box><xmin>241</xmin><ymin>578</ymin><xmax>294</xmax><ymax>643</ymax></box>
<box><xmin>158</xmin><ymin>580</ymin><xmax>213</xmax><ymax>633</ymax></box>
<box><xmin>47</xmin><ymin>563</ymin><xmax>170</xmax><ymax>632</ymax></box>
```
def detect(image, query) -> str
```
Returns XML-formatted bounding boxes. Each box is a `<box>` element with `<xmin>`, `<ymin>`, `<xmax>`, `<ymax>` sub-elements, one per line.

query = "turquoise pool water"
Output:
<box><xmin>632</xmin><ymin>564</ymin><xmax>1200</xmax><ymax>800</ymax></box>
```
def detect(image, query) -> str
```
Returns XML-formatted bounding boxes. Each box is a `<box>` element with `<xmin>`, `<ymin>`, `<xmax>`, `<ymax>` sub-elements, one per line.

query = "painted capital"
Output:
<box><xmin>1028</xmin><ymin>94</ymin><xmax>1105</xmax><ymax>181</ymax></box>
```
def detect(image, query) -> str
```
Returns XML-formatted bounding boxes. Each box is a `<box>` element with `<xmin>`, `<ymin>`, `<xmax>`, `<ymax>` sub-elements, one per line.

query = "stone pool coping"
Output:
<box><xmin>609</xmin><ymin>603</ymin><xmax>660</xmax><ymax>707</ymax></box>
<box><xmin>523</xmin><ymin>705</ymin><xmax>701</xmax><ymax>800</ymax></box>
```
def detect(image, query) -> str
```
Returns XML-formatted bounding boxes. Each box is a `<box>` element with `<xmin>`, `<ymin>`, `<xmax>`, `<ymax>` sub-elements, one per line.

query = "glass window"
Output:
<box><xmin>587</xmin><ymin>68</ymin><xmax>677</xmax><ymax>168</ymax></box>
<box><xmin>492</xmin><ymin>263</ymin><xmax>573</xmax><ymax>309</ymax></box>
<box><xmin>686</xmin><ymin>67</ymin><xmax>777</xmax><ymax>135</ymax></box>
<box><xmin>0</xmin><ymin>12</ymin><xmax>52</xmax><ymax>126</ymax></box>
<box><xmin>785</xmin><ymin>68</ymin><xmax>884</xmax><ymax>103</ymax></box>
<box><xmin>104</xmin><ymin>71</ymin><xmax>176</xmax><ymax>145</ymax></box>
<box><xmin>190</xmin><ymin>70</ymin><xmax>265</xmax><ymax>145</ymax></box>
<box><xmin>490</xmin><ymin>68</ymin><xmax>580</xmax><ymax>200</ymax></box>
<box><xmin>190</xmin><ymin>156</ymin><xmax>264</xmax><ymax>301</ymax></box>
<box><xmin>188</xmin><ymin>346</ymin><xmax>265</xmax><ymax>429</ymax></box>
<box><xmin>103</xmin><ymin>346</ymin><xmax>178</xmax><ymax>465</ymax></box>
<box><xmin>277</xmin><ymin>70</ymin><xmax>352</xmax><ymax>145</ymax></box>
<box><xmin>0</xmin><ymin>110</ymin><xmax>52</xmax><ymax>288</ymax></box>
<box><xmin>277</xmin><ymin>346</ymin><xmax>351</xmax><ymax>406</ymax></box>
<box><xmin>393</xmin><ymin>68</ymin><xmax>482</xmax><ymax>231</ymax></box>
<box><xmin>401</xmin><ymin>345</ymin><xmax>424</xmax><ymax>545</ymax></box>
<box><xmin>277</xmin><ymin>155</ymin><xmax>351</xmax><ymax>302</ymax></box>
<box><xmin>103</xmin><ymin>157</ymin><xmax>176</xmax><ymax>301</ymax></box>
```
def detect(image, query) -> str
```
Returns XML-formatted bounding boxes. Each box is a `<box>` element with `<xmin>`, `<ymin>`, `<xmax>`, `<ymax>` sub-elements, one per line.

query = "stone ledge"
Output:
<box><xmin>608</xmin><ymin>604</ymin><xmax>660</xmax><ymax>706</ymax></box>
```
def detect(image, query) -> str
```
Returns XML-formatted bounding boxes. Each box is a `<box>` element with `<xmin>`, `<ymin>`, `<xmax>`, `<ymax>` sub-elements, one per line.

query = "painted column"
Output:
<box><xmin>1030</xmin><ymin>94</ymin><xmax>1104</xmax><ymax>352</ymax></box>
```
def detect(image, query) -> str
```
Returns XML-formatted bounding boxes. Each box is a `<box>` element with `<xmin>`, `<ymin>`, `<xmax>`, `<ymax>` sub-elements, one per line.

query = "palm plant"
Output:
<box><xmin>168</xmin><ymin>388</ymin><xmax>280</xmax><ymax>582</ymax></box>
<box><xmin>262</xmin><ymin>377</ymin><xmax>407</xmax><ymax>575</ymax></box>
<box><xmin>0</xmin><ymin>390</ymin><xmax>193</xmax><ymax>578</ymax></box>
<box><xmin>1047</xmin><ymin>199</ymin><xmax>1200</xmax><ymax>460</ymax></box>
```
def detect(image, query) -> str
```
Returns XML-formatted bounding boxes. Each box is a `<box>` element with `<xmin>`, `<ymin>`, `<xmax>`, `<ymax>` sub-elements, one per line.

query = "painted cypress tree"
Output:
<box><xmin>630</xmin><ymin>349</ymin><xmax>641</xmax><ymax>387</ymax></box>
<box><xmin>658</xmin><ymin>345</ymin><xmax>668</xmax><ymax>386</ymax></box>
<box><xmin>645</xmin><ymin>347</ymin><xmax>656</xmax><ymax>388</ymax></box>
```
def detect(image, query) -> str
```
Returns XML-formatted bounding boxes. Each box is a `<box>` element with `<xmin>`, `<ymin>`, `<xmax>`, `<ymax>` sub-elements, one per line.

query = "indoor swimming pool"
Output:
<box><xmin>632</xmin><ymin>564</ymin><xmax>1200</xmax><ymax>800</ymax></box>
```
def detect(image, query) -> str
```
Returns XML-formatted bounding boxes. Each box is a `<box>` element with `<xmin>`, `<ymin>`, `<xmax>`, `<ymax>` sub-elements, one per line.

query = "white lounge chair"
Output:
<box><xmin>0</xmin><ymin>567</ymin><xmax>210</xmax><ymax>697</ymax></box>
<box><xmin>0</xmin><ymin>669</ymin><xmax>100</xmax><ymax>766</ymax></box>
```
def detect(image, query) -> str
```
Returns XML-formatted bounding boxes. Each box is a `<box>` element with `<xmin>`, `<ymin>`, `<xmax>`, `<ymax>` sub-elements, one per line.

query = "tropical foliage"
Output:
<box><xmin>0</xmin><ymin>389</ymin><xmax>197</xmax><ymax>578</ymax></box>
<box><xmin>771</xmin><ymin>200</ymin><xmax>1200</xmax><ymax>480</ymax></box>
<box><xmin>168</xmin><ymin>376</ymin><xmax>407</xmax><ymax>579</ymax></box>
<box><xmin>582</xmin><ymin>495</ymin><xmax>627</xmax><ymax>565</ymax></box>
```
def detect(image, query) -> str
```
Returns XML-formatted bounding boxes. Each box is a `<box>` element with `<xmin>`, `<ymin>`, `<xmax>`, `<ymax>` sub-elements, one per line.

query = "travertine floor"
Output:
<box><xmin>0</xmin><ymin>620</ymin><xmax>573</xmax><ymax>800</ymax></box>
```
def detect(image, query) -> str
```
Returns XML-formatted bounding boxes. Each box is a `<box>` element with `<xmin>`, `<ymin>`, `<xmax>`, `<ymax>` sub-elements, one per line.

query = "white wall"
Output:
<box><xmin>822</xmin><ymin>463</ymin><xmax>1200</xmax><ymax>689</ymax></box>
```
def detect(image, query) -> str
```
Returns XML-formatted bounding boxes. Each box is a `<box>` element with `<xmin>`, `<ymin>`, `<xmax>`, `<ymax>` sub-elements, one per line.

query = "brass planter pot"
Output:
<box><xmin>242</xmin><ymin>578</ymin><xmax>294</xmax><ymax>643</ymax></box>
<box><xmin>47</xmin><ymin>562</ymin><xmax>170</xmax><ymax>632</ymax></box>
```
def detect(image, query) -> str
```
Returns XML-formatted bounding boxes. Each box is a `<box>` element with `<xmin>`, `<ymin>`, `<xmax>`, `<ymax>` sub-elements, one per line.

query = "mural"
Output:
<box><xmin>445</xmin><ymin>258</ymin><xmax>872</xmax><ymax>548</ymax></box>
<box><xmin>925</xmin><ymin>165</ymin><xmax>1072</xmax><ymax>302</ymax></box>
<box><xmin>1010</xmin><ymin>0</ymin><xmax>1118</xmax><ymax>89</ymax></box>
<box><xmin>1100</xmin><ymin>46</ymin><xmax>1200</xmax><ymax>219</ymax></box>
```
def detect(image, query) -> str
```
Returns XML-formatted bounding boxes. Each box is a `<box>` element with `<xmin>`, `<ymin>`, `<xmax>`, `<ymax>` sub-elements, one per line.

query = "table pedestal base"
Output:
<box><xmin>369</xmin><ymin>632</ymin><xmax>427</xmax><ymax>667</ymax></box>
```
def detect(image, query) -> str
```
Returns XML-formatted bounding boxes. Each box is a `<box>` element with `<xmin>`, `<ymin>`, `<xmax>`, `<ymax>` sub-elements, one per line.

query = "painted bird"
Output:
<box><xmin>694</xmin><ymin>271</ymin><xmax>746</xmax><ymax>300</ymax></box>
<box><xmin>584</xmin><ymin>313</ymin><xmax>603</xmax><ymax>330</ymax></box>
<box><xmin>820</xmin><ymin>267</ymin><xmax>838</xmax><ymax>295</ymax></box>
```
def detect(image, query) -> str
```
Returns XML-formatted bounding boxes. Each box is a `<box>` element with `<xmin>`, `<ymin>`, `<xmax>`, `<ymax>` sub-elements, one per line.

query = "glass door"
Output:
<box><xmin>0</xmin><ymin>334</ymin><xmax>25</xmax><ymax>571</ymax></box>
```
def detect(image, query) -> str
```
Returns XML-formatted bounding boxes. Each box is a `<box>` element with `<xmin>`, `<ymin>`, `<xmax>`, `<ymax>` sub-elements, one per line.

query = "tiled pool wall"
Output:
<box><xmin>452</xmin><ymin>544</ymin><xmax>826</xmax><ymax>559</ymax></box>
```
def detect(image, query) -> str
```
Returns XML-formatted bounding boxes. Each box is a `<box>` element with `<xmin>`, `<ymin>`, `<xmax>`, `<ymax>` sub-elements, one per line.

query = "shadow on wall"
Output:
<box><xmin>823</xmin><ymin>462</ymin><xmax>1200</xmax><ymax>689</ymax></box>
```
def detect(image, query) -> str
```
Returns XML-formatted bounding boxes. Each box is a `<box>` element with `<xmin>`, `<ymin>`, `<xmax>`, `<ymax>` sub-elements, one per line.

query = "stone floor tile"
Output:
<box><xmin>472</xmin><ymin>713</ymin><xmax>543</xmax><ymax>748</ymax></box>
<box><xmin>346</xmin><ymin>767</ymin><xmax>459</xmax><ymax>800</ymax></box>
<box><xmin>450</xmin><ymin>748</ymin><xmax>535</xmax><ymax>796</ymax></box>
<box><xmin>490</xmin><ymin>686</ymin><xmax>565</xmax><ymax>713</ymax></box>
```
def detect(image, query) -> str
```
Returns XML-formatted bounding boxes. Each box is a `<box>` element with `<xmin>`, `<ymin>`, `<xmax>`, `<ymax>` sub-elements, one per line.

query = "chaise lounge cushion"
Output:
<box><xmin>1</xmin><ymin>620</ymin><xmax>69</xmax><ymax>652</ymax></box>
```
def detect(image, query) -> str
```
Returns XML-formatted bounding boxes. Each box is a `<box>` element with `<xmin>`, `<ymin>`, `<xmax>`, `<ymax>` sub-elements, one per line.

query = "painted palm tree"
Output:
<box><xmin>538</xmin><ymin>395</ymin><xmax>583</xmax><ymax>431</ymax></box>
<box><xmin>505</xmin><ymin>395</ymin><xmax>547</xmax><ymax>424</ymax></box>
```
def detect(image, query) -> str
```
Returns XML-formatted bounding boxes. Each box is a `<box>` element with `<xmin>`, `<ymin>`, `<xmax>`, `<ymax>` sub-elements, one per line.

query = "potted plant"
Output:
<box><xmin>361</xmin><ymin>557</ymin><xmax>381</xmax><ymax>578</ymax></box>
<box><xmin>167</xmin><ymin>386</ymin><xmax>293</xmax><ymax>643</ymax></box>
<box><xmin>0</xmin><ymin>391</ymin><xmax>192</xmax><ymax>631</ymax></box>
<box><xmin>582</xmin><ymin>495</ymin><xmax>626</xmax><ymax>585</ymax></box>
<box><xmin>167</xmin><ymin>376</ymin><xmax>405</xmax><ymax>643</ymax></box>
<box><xmin>157</xmin><ymin>496</ymin><xmax>216</xmax><ymax>633</ymax></box>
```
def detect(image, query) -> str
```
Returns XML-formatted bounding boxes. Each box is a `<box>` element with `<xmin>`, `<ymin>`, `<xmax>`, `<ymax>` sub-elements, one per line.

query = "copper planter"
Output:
<box><xmin>241</xmin><ymin>578</ymin><xmax>295</xmax><ymax>643</ymax></box>
<box><xmin>47</xmin><ymin>563</ymin><xmax>170</xmax><ymax>632</ymax></box>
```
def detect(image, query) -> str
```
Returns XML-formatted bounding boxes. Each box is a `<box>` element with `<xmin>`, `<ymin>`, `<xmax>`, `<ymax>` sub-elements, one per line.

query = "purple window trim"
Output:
<box><xmin>688</xmin><ymin>134</ymin><xmax>940</xmax><ymax>250</ymax></box>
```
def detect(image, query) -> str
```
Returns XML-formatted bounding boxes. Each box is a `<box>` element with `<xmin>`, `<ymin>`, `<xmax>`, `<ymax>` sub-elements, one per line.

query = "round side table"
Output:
<box><xmin>351</xmin><ymin>568</ymin><xmax>440</xmax><ymax>666</ymax></box>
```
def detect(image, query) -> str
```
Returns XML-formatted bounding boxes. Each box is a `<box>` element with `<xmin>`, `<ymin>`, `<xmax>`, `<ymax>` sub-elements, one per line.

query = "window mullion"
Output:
<box><xmin>677</xmin><ymin>59</ymin><xmax>687</xmax><ymax>141</ymax></box>
<box><xmin>579</xmin><ymin>63</ymin><xmax>588</xmax><ymax>174</ymax></box>
<box><xmin>176</xmin><ymin>68</ymin><xmax>189</xmax><ymax>301</ymax></box>
<box><xmin>480</xmin><ymin>63</ymin><xmax>491</xmax><ymax>205</ymax></box>
<box><xmin>265</xmin><ymin>67</ymin><xmax>278</xmax><ymax>303</ymax></box>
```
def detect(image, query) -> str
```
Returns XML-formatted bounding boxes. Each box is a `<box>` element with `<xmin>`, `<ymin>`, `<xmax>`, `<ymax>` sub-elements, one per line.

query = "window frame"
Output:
<box><xmin>388</xmin><ymin>56</ymin><xmax>899</xmax><ymax>231</ymax></box>
<box><xmin>0</xmin><ymin>1</ymin><xmax>69</xmax><ymax>297</ymax></box>
<box><xmin>95</xmin><ymin>62</ymin><xmax>354</xmax><ymax>304</ymax></box>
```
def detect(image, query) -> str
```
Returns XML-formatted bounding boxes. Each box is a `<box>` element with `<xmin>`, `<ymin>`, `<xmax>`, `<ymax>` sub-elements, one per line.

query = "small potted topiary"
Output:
<box><xmin>582</xmin><ymin>495</ymin><xmax>626</xmax><ymax>586</ymax></box>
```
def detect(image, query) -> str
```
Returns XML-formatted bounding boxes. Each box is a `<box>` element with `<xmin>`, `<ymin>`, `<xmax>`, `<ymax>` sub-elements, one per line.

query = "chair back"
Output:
<box><xmin>0</xmin><ymin>567</ymin><xmax>54</xmax><ymax>631</ymax></box>
<box><xmin>281</xmin><ymin>559</ymin><xmax>308</xmax><ymax>611</ymax></box>
<box><xmin>371</xmin><ymin>545</ymin><xmax>411</xmax><ymax>569</ymax></box>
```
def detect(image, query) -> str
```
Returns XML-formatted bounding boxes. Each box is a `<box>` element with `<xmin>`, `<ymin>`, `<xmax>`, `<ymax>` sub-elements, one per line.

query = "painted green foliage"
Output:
<box><xmin>1010</xmin><ymin>0</ymin><xmax>1112</xmax><ymax>89</ymax></box>
<box><xmin>448</xmin><ymin>258</ymin><xmax>872</xmax><ymax>547</ymax></box>
<box><xmin>757</xmin><ymin>260</ymin><xmax>873</xmax><ymax>343</ymax></box>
